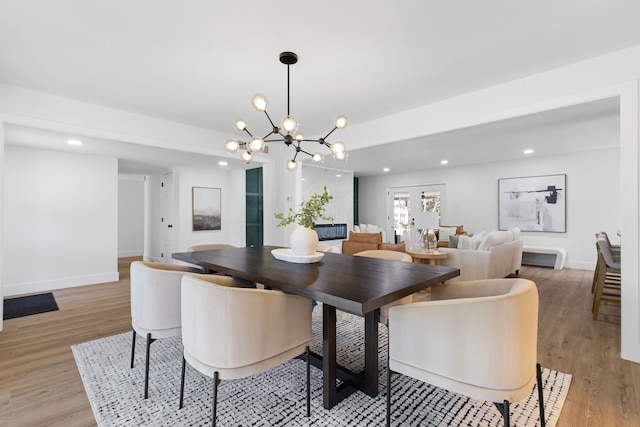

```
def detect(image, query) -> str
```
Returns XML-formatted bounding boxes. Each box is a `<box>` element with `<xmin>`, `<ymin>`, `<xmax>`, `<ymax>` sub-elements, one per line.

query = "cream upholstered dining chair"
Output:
<box><xmin>130</xmin><ymin>261</ymin><xmax>200</xmax><ymax>399</ymax></box>
<box><xmin>354</xmin><ymin>250</ymin><xmax>413</xmax><ymax>324</ymax></box>
<box><xmin>179</xmin><ymin>274</ymin><xmax>313</xmax><ymax>426</ymax></box>
<box><xmin>386</xmin><ymin>278</ymin><xmax>546</xmax><ymax>427</ymax></box>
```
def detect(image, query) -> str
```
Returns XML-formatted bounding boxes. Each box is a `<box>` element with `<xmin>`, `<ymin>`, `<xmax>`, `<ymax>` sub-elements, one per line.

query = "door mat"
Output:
<box><xmin>3</xmin><ymin>292</ymin><xmax>59</xmax><ymax>320</ymax></box>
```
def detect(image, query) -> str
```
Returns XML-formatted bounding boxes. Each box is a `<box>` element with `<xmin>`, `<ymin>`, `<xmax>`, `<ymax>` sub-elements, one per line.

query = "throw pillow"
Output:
<box><xmin>449</xmin><ymin>235</ymin><xmax>459</xmax><ymax>248</ymax></box>
<box><xmin>367</xmin><ymin>224</ymin><xmax>381</xmax><ymax>233</ymax></box>
<box><xmin>457</xmin><ymin>235</ymin><xmax>471</xmax><ymax>250</ymax></box>
<box><xmin>438</xmin><ymin>226</ymin><xmax>457</xmax><ymax>242</ymax></box>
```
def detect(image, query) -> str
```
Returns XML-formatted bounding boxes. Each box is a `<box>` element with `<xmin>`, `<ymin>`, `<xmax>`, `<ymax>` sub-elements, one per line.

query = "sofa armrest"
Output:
<box><xmin>438</xmin><ymin>248</ymin><xmax>492</xmax><ymax>282</ymax></box>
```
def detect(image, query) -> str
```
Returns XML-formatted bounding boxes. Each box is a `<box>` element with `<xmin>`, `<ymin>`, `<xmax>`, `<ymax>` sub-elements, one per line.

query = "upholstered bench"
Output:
<box><xmin>522</xmin><ymin>246</ymin><xmax>567</xmax><ymax>270</ymax></box>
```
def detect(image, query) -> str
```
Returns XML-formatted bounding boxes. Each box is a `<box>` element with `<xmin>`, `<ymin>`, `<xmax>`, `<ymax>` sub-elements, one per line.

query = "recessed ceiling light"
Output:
<box><xmin>524</xmin><ymin>149</ymin><xmax>534</xmax><ymax>154</ymax></box>
<box><xmin>336</xmin><ymin>174</ymin><xmax>342</xmax><ymax>178</ymax></box>
<box><xmin>383</xmin><ymin>167</ymin><xmax>390</xmax><ymax>172</ymax></box>
<box><xmin>67</xmin><ymin>139</ymin><xmax>82</xmax><ymax>146</ymax></box>
<box><xmin>440</xmin><ymin>160</ymin><xmax>449</xmax><ymax>165</ymax></box>
<box><xmin>218</xmin><ymin>161</ymin><xmax>228</xmax><ymax>166</ymax></box>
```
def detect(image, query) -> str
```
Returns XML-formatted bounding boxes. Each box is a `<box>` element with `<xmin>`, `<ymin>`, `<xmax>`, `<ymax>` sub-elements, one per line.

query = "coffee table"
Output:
<box><xmin>407</xmin><ymin>249</ymin><xmax>448</xmax><ymax>265</ymax></box>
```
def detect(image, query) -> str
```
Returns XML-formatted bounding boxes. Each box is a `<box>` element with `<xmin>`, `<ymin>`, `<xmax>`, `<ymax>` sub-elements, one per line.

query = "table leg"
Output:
<box><xmin>322</xmin><ymin>303</ymin><xmax>337</xmax><ymax>409</ymax></box>
<box><xmin>364</xmin><ymin>308</ymin><xmax>380</xmax><ymax>397</ymax></box>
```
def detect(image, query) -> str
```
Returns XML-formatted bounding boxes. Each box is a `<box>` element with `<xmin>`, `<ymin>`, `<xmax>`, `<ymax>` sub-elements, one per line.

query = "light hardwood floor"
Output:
<box><xmin>0</xmin><ymin>258</ymin><xmax>638</xmax><ymax>426</ymax></box>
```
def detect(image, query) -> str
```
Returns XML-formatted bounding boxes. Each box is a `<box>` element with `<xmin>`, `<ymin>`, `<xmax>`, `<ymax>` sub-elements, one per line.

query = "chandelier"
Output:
<box><xmin>224</xmin><ymin>52</ymin><xmax>348</xmax><ymax>171</ymax></box>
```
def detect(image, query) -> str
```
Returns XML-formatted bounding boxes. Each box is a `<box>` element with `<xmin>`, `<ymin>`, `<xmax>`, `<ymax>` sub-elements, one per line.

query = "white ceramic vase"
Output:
<box><xmin>290</xmin><ymin>226</ymin><xmax>319</xmax><ymax>256</ymax></box>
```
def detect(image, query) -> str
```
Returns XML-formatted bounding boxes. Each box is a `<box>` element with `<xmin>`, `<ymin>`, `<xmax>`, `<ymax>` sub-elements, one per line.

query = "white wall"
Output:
<box><xmin>359</xmin><ymin>148</ymin><xmax>620</xmax><ymax>270</ymax></box>
<box><xmin>0</xmin><ymin>122</ymin><xmax>4</xmax><ymax>327</ymax></box>
<box><xmin>3</xmin><ymin>146</ymin><xmax>119</xmax><ymax>296</ymax></box>
<box><xmin>144</xmin><ymin>165</ymin><xmax>246</xmax><ymax>261</ymax></box>
<box><xmin>118</xmin><ymin>175</ymin><xmax>144</xmax><ymax>257</ymax></box>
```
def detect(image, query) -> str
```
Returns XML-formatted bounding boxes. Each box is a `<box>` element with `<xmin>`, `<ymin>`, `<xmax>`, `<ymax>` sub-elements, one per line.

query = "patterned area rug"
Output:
<box><xmin>72</xmin><ymin>306</ymin><xmax>571</xmax><ymax>426</ymax></box>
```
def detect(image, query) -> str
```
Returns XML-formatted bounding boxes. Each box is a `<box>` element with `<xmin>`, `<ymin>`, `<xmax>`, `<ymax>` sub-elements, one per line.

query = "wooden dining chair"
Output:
<box><xmin>592</xmin><ymin>236</ymin><xmax>621</xmax><ymax>320</ymax></box>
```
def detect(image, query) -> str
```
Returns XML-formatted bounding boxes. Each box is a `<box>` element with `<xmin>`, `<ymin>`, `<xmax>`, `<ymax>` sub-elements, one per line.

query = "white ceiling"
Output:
<box><xmin>0</xmin><ymin>1</ymin><xmax>636</xmax><ymax>176</ymax></box>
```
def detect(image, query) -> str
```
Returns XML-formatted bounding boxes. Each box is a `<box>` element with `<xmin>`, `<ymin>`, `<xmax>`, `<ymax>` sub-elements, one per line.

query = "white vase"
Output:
<box><xmin>290</xmin><ymin>226</ymin><xmax>319</xmax><ymax>256</ymax></box>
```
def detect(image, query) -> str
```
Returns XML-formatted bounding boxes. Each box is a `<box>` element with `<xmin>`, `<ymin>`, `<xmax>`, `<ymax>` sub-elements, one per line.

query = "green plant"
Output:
<box><xmin>275</xmin><ymin>186</ymin><xmax>333</xmax><ymax>229</ymax></box>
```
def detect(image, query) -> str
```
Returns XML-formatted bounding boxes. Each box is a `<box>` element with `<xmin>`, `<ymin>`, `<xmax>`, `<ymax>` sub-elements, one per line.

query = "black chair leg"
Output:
<box><xmin>179</xmin><ymin>357</ymin><xmax>186</xmax><ymax>409</ymax></box>
<box><xmin>537</xmin><ymin>363</ymin><xmax>546</xmax><ymax>427</ymax></box>
<box><xmin>504</xmin><ymin>400</ymin><xmax>510</xmax><ymax>427</ymax></box>
<box><xmin>144</xmin><ymin>333</ymin><xmax>154</xmax><ymax>399</ymax></box>
<box><xmin>130</xmin><ymin>330</ymin><xmax>136</xmax><ymax>369</ymax></box>
<box><xmin>495</xmin><ymin>400</ymin><xmax>510</xmax><ymax>427</ymax></box>
<box><xmin>306</xmin><ymin>346</ymin><xmax>310</xmax><ymax>417</ymax></box>
<box><xmin>212</xmin><ymin>371</ymin><xmax>219</xmax><ymax>427</ymax></box>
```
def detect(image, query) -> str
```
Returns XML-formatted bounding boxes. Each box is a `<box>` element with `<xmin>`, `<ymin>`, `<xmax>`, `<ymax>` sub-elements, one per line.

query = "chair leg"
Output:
<box><xmin>144</xmin><ymin>333</ymin><xmax>155</xmax><ymax>399</ymax></box>
<box><xmin>179</xmin><ymin>357</ymin><xmax>186</xmax><ymax>409</ymax></box>
<box><xmin>386</xmin><ymin>360</ymin><xmax>392</xmax><ymax>427</ymax></box>
<box><xmin>537</xmin><ymin>363</ymin><xmax>546</xmax><ymax>427</ymax></box>
<box><xmin>306</xmin><ymin>346</ymin><xmax>311</xmax><ymax>417</ymax></box>
<box><xmin>212</xmin><ymin>371</ymin><xmax>219</xmax><ymax>427</ymax></box>
<box><xmin>130</xmin><ymin>330</ymin><xmax>136</xmax><ymax>369</ymax></box>
<box><xmin>495</xmin><ymin>400</ymin><xmax>510</xmax><ymax>427</ymax></box>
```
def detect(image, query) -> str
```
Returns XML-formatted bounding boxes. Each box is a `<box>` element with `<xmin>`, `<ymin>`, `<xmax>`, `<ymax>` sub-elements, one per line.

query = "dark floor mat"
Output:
<box><xmin>3</xmin><ymin>292</ymin><xmax>59</xmax><ymax>320</ymax></box>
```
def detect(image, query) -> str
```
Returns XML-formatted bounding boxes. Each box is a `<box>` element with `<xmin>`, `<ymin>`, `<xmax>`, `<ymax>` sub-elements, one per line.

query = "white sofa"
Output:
<box><xmin>438</xmin><ymin>229</ymin><xmax>523</xmax><ymax>282</ymax></box>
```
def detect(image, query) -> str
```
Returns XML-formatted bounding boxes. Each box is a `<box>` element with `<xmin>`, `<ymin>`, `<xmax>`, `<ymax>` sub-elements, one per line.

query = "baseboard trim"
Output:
<box><xmin>3</xmin><ymin>272</ymin><xmax>120</xmax><ymax>297</ymax></box>
<box><xmin>118</xmin><ymin>250</ymin><xmax>143</xmax><ymax>258</ymax></box>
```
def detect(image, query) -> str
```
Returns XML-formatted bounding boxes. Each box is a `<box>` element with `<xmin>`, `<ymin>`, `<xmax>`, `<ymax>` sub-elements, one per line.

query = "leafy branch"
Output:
<box><xmin>275</xmin><ymin>186</ymin><xmax>333</xmax><ymax>229</ymax></box>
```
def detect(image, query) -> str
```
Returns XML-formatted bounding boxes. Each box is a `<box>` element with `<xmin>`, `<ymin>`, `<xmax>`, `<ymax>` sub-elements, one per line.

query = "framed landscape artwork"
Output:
<box><xmin>192</xmin><ymin>187</ymin><xmax>221</xmax><ymax>231</ymax></box>
<box><xmin>498</xmin><ymin>174</ymin><xmax>566</xmax><ymax>233</ymax></box>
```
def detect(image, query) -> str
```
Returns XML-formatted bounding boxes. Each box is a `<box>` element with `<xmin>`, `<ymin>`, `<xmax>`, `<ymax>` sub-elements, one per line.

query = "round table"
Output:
<box><xmin>407</xmin><ymin>250</ymin><xmax>448</xmax><ymax>266</ymax></box>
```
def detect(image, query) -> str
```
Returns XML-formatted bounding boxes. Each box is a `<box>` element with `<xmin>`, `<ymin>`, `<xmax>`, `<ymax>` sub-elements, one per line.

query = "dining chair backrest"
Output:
<box><xmin>597</xmin><ymin>234</ymin><xmax>620</xmax><ymax>269</ymax></box>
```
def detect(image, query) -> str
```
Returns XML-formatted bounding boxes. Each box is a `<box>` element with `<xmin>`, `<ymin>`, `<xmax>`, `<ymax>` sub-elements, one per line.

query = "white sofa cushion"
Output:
<box><xmin>458</xmin><ymin>235</ymin><xmax>471</xmax><ymax>250</ymax></box>
<box><xmin>478</xmin><ymin>230</ymin><xmax>515</xmax><ymax>251</ymax></box>
<box><xmin>470</xmin><ymin>233</ymin><xmax>484</xmax><ymax>250</ymax></box>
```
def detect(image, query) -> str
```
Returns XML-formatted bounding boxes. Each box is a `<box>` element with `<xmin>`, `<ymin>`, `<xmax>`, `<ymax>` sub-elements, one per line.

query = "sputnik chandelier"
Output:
<box><xmin>224</xmin><ymin>52</ymin><xmax>348</xmax><ymax>171</ymax></box>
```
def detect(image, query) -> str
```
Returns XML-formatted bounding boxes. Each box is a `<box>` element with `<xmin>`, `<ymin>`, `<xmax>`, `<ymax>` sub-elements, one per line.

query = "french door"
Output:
<box><xmin>387</xmin><ymin>184</ymin><xmax>446</xmax><ymax>247</ymax></box>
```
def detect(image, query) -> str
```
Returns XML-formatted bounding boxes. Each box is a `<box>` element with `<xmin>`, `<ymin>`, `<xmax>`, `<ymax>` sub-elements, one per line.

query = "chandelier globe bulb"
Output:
<box><xmin>333</xmin><ymin>150</ymin><xmax>348</xmax><ymax>162</ymax></box>
<box><xmin>251</xmin><ymin>94</ymin><xmax>268</xmax><ymax>112</ymax></box>
<box><xmin>312</xmin><ymin>152</ymin><xmax>325</xmax><ymax>163</ymax></box>
<box><xmin>294</xmin><ymin>132</ymin><xmax>305</xmax><ymax>142</ymax></box>
<box><xmin>330</xmin><ymin>140</ymin><xmax>346</xmax><ymax>155</ymax></box>
<box><xmin>224</xmin><ymin>138</ymin><xmax>239</xmax><ymax>153</ymax></box>
<box><xmin>248</xmin><ymin>137</ymin><xmax>265</xmax><ymax>153</ymax></box>
<box><xmin>241</xmin><ymin>151</ymin><xmax>253</xmax><ymax>164</ymax></box>
<box><xmin>335</xmin><ymin>114</ymin><xmax>349</xmax><ymax>129</ymax></box>
<box><xmin>281</xmin><ymin>115</ymin><xmax>299</xmax><ymax>134</ymax></box>
<box><xmin>286</xmin><ymin>160</ymin><xmax>298</xmax><ymax>171</ymax></box>
<box><xmin>234</xmin><ymin>117</ymin><xmax>248</xmax><ymax>132</ymax></box>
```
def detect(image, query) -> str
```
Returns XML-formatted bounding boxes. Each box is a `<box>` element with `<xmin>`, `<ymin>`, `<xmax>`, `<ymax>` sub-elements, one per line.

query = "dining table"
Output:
<box><xmin>172</xmin><ymin>245</ymin><xmax>460</xmax><ymax>409</ymax></box>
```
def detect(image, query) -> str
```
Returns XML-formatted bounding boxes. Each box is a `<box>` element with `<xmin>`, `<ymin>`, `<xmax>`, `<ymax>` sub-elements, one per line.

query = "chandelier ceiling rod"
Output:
<box><xmin>224</xmin><ymin>51</ymin><xmax>348</xmax><ymax>171</ymax></box>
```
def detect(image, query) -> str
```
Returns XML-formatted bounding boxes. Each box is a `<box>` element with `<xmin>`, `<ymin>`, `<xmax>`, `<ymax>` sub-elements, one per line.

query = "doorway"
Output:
<box><xmin>388</xmin><ymin>184</ymin><xmax>446</xmax><ymax>248</ymax></box>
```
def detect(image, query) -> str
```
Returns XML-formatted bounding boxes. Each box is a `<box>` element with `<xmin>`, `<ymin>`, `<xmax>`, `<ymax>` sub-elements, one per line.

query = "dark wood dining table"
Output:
<box><xmin>172</xmin><ymin>246</ymin><xmax>459</xmax><ymax>409</ymax></box>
